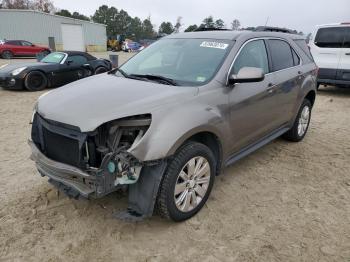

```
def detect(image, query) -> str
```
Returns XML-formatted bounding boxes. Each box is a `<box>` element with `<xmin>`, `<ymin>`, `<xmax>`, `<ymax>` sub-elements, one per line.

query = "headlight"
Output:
<box><xmin>0</xmin><ymin>64</ymin><xmax>8</xmax><ymax>69</ymax></box>
<box><xmin>11</xmin><ymin>67</ymin><xmax>27</xmax><ymax>76</ymax></box>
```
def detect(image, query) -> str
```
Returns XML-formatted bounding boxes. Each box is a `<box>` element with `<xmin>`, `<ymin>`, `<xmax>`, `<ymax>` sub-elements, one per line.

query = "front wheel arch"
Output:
<box><xmin>184</xmin><ymin>132</ymin><xmax>223</xmax><ymax>176</ymax></box>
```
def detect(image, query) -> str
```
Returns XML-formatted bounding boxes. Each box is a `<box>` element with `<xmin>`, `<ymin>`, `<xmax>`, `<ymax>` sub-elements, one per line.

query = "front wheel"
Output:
<box><xmin>24</xmin><ymin>71</ymin><xmax>48</xmax><ymax>91</ymax></box>
<box><xmin>156</xmin><ymin>142</ymin><xmax>216</xmax><ymax>221</ymax></box>
<box><xmin>283</xmin><ymin>99</ymin><xmax>312</xmax><ymax>142</ymax></box>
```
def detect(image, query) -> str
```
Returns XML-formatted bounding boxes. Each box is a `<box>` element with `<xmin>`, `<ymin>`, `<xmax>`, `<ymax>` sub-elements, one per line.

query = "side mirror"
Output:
<box><xmin>228</xmin><ymin>67</ymin><xmax>265</xmax><ymax>85</ymax></box>
<box><xmin>66</xmin><ymin>60</ymin><xmax>73</xmax><ymax>65</ymax></box>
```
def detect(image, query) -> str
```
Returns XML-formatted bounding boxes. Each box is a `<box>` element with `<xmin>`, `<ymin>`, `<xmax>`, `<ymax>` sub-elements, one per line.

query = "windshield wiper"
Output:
<box><xmin>109</xmin><ymin>67</ymin><xmax>129</xmax><ymax>77</ymax></box>
<box><xmin>109</xmin><ymin>68</ymin><xmax>149</xmax><ymax>82</ymax></box>
<box><xmin>129</xmin><ymin>74</ymin><xmax>178</xmax><ymax>86</ymax></box>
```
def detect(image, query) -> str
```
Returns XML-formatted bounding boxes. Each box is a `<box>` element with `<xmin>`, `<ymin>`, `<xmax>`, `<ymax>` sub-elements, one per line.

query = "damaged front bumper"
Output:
<box><xmin>29</xmin><ymin>139</ymin><xmax>119</xmax><ymax>199</ymax></box>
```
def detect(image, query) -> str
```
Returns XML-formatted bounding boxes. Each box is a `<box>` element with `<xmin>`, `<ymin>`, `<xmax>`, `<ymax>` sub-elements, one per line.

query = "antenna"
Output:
<box><xmin>265</xmin><ymin>16</ymin><xmax>270</xmax><ymax>26</ymax></box>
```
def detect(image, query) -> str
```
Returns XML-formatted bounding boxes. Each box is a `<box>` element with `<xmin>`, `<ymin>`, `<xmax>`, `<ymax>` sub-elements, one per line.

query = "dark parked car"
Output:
<box><xmin>29</xmin><ymin>31</ymin><xmax>317</xmax><ymax>221</ymax></box>
<box><xmin>0</xmin><ymin>51</ymin><xmax>112</xmax><ymax>91</ymax></box>
<box><xmin>0</xmin><ymin>40</ymin><xmax>50</xmax><ymax>59</ymax></box>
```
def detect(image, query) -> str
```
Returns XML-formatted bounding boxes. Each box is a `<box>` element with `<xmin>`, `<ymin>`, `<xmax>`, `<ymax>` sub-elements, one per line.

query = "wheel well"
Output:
<box><xmin>186</xmin><ymin>132</ymin><xmax>223</xmax><ymax>175</ymax></box>
<box><xmin>1</xmin><ymin>50</ymin><xmax>12</xmax><ymax>54</ymax></box>
<box><xmin>305</xmin><ymin>90</ymin><xmax>316</xmax><ymax>107</ymax></box>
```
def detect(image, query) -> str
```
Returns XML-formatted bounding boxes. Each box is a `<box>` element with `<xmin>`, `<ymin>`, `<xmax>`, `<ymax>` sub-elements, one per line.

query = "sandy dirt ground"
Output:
<box><xmin>0</xmin><ymin>54</ymin><xmax>349</xmax><ymax>262</ymax></box>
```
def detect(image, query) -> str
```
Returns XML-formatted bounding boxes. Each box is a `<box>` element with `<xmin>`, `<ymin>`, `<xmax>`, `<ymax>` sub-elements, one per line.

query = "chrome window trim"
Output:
<box><xmin>60</xmin><ymin>53</ymin><xmax>69</xmax><ymax>64</ymax></box>
<box><xmin>226</xmin><ymin>37</ymin><xmax>303</xmax><ymax>85</ymax></box>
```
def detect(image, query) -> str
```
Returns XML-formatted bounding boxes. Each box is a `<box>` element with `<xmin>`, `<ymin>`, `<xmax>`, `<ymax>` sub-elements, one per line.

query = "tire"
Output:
<box><xmin>24</xmin><ymin>71</ymin><xmax>48</xmax><ymax>91</ymax></box>
<box><xmin>2</xmin><ymin>50</ymin><xmax>13</xmax><ymax>59</ymax></box>
<box><xmin>282</xmin><ymin>99</ymin><xmax>312</xmax><ymax>142</ymax></box>
<box><xmin>156</xmin><ymin>142</ymin><xmax>216</xmax><ymax>221</ymax></box>
<box><xmin>94</xmin><ymin>66</ymin><xmax>108</xmax><ymax>74</ymax></box>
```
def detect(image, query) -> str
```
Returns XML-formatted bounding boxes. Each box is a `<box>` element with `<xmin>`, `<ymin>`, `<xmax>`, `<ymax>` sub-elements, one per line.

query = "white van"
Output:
<box><xmin>309</xmin><ymin>23</ymin><xmax>350</xmax><ymax>88</ymax></box>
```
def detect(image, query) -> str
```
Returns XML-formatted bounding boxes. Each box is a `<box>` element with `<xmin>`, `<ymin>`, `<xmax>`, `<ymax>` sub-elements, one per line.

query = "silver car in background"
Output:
<box><xmin>29</xmin><ymin>30</ymin><xmax>317</xmax><ymax>221</ymax></box>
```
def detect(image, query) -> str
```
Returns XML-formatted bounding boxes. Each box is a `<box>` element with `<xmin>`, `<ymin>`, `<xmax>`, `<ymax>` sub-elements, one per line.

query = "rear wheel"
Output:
<box><xmin>283</xmin><ymin>99</ymin><xmax>312</xmax><ymax>142</ymax></box>
<box><xmin>2</xmin><ymin>50</ymin><xmax>13</xmax><ymax>59</ymax></box>
<box><xmin>156</xmin><ymin>142</ymin><xmax>216</xmax><ymax>221</ymax></box>
<box><xmin>94</xmin><ymin>66</ymin><xmax>108</xmax><ymax>74</ymax></box>
<box><xmin>24</xmin><ymin>71</ymin><xmax>48</xmax><ymax>91</ymax></box>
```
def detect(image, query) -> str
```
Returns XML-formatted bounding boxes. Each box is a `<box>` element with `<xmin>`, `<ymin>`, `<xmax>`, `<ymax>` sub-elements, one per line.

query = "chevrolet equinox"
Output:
<box><xmin>29</xmin><ymin>31</ymin><xmax>317</xmax><ymax>221</ymax></box>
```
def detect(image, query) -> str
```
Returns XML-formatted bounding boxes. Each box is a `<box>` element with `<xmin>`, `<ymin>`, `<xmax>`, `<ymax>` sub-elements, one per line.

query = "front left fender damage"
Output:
<box><xmin>30</xmin><ymin>113</ymin><xmax>166</xmax><ymax>218</ymax></box>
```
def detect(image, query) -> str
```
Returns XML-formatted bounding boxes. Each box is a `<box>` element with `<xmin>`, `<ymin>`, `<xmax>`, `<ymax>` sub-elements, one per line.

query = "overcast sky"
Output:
<box><xmin>52</xmin><ymin>0</ymin><xmax>349</xmax><ymax>34</ymax></box>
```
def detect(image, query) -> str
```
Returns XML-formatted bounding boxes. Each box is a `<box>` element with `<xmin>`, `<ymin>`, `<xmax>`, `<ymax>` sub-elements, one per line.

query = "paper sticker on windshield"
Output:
<box><xmin>200</xmin><ymin>41</ymin><xmax>228</xmax><ymax>49</ymax></box>
<box><xmin>196</xmin><ymin>76</ymin><xmax>206</xmax><ymax>82</ymax></box>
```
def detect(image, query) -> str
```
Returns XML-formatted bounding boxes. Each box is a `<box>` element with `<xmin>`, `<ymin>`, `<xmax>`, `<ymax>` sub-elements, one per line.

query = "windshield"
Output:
<box><xmin>41</xmin><ymin>52</ymin><xmax>66</xmax><ymax>64</ymax></box>
<box><xmin>119</xmin><ymin>38</ymin><xmax>233</xmax><ymax>86</ymax></box>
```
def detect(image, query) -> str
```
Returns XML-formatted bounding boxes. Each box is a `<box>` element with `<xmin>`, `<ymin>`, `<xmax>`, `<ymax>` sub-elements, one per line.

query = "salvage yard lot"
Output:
<box><xmin>0</xmin><ymin>53</ymin><xmax>349</xmax><ymax>261</ymax></box>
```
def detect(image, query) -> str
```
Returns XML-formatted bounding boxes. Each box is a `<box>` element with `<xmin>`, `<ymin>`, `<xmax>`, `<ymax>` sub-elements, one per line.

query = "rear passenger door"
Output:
<box><xmin>266</xmin><ymin>39</ymin><xmax>301</xmax><ymax>125</ymax></box>
<box><xmin>5</xmin><ymin>41</ymin><xmax>22</xmax><ymax>55</ymax></box>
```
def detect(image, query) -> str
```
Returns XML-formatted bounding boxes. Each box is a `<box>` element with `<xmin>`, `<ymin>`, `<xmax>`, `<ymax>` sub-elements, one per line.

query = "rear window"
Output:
<box><xmin>294</xmin><ymin>39</ymin><xmax>314</xmax><ymax>62</ymax></box>
<box><xmin>268</xmin><ymin>39</ymin><xmax>295</xmax><ymax>71</ymax></box>
<box><xmin>314</xmin><ymin>27</ymin><xmax>346</xmax><ymax>48</ymax></box>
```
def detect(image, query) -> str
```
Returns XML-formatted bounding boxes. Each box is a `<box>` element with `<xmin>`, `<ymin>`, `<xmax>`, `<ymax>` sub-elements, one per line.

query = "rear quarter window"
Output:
<box><xmin>294</xmin><ymin>39</ymin><xmax>314</xmax><ymax>63</ymax></box>
<box><xmin>314</xmin><ymin>27</ymin><xmax>346</xmax><ymax>48</ymax></box>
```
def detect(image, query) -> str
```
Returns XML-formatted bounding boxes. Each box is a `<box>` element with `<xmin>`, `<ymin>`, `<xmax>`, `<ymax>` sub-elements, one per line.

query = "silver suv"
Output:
<box><xmin>29</xmin><ymin>31</ymin><xmax>317</xmax><ymax>221</ymax></box>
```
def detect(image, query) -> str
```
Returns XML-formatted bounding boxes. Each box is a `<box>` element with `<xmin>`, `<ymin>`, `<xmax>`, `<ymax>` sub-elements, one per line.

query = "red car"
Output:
<box><xmin>0</xmin><ymin>40</ymin><xmax>50</xmax><ymax>59</ymax></box>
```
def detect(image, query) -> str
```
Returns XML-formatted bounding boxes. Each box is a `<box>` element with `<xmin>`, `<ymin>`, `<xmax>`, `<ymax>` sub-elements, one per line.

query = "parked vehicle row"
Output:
<box><xmin>0</xmin><ymin>51</ymin><xmax>112</xmax><ymax>91</ymax></box>
<box><xmin>29</xmin><ymin>30</ymin><xmax>317</xmax><ymax>221</ymax></box>
<box><xmin>0</xmin><ymin>39</ymin><xmax>50</xmax><ymax>59</ymax></box>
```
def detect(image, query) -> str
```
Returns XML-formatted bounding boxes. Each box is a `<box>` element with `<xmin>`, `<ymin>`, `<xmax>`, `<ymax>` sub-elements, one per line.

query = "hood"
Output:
<box><xmin>37</xmin><ymin>74</ymin><xmax>198</xmax><ymax>132</ymax></box>
<box><xmin>0</xmin><ymin>62</ymin><xmax>48</xmax><ymax>74</ymax></box>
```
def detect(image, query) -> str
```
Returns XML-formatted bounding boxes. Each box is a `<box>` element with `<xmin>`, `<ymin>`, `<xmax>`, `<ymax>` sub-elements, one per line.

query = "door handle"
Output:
<box><xmin>345</xmin><ymin>53</ymin><xmax>350</xmax><ymax>56</ymax></box>
<box><xmin>267</xmin><ymin>83</ymin><xmax>275</xmax><ymax>93</ymax></box>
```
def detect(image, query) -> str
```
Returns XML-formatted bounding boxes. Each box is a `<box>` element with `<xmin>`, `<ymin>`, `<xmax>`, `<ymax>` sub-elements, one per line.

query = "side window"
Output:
<box><xmin>6</xmin><ymin>41</ymin><xmax>20</xmax><ymax>46</ymax></box>
<box><xmin>291</xmin><ymin>49</ymin><xmax>300</xmax><ymax>66</ymax></box>
<box><xmin>314</xmin><ymin>27</ymin><xmax>346</xmax><ymax>48</ymax></box>
<box><xmin>268</xmin><ymin>40</ymin><xmax>294</xmax><ymax>71</ymax></box>
<box><xmin>232</xmin><ymin>40</ymin><xmax>269</xmax><ymax>74</ymax></box>
<box><xmin>67</xmin><ymin>55</ymin><xmax>88</xmax><ymax>65</ymax></box>
<box><xmin>294</xmin><ymin>39</ymin><xmax>314</xmax><ymax>62</ymax></box>
<box><xmin>21</xmin><ymin>41</ymin><xmax>33</xmax><ymax>46</ymax></box>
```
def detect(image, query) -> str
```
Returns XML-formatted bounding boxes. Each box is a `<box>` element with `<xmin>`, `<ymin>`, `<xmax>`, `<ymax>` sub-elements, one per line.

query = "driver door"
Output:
<box><xmin>53</xmin><ymin>55</ymin><xmax>88</xmax><ymax>86</ymax></box>
<box><xmin>228</xmin><ymin>39</ymin><xmax>279</xmax><ymax>153</ymax></box>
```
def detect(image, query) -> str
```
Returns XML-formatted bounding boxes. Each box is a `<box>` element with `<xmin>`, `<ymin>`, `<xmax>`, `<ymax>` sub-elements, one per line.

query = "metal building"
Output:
<box><xmin>0</xmin><ymin>9</ymin><xmax>107</xmax><ymax>52</ymax></box>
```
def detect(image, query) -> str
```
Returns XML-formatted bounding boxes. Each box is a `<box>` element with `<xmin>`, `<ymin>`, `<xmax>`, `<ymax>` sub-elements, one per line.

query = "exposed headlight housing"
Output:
<box><xmin>30</xmin><ymin>101</ymin><xmax>38</xmax><ymax>124</ymax></box>
<box><xmin>11</xmin><ymin>67</ymin><xmax>27</xmax><ymax>76</ymax></box>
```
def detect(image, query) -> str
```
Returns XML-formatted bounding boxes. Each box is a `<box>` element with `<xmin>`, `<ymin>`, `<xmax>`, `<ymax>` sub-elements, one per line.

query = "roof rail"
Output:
<box><xmin>254</xmin><ymin>26</ymin><xmax>296</xmax><ymax>34</ymax></box>
<box><xmin>194</xmin><ymin>27</ymin><xmax>232</xmax><ymax>32</ymax></box>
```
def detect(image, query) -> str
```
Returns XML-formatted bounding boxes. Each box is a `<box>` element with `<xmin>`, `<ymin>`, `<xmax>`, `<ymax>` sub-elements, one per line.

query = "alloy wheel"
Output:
<box><xmin>174</xmin><ymin>156</ymin><xmax>211</xmax><ymax>212</ymax></box>
<box><xmin>297</xmin><ymin>105</ymin><xmax>310</xmax><ymax>137</ymax></box>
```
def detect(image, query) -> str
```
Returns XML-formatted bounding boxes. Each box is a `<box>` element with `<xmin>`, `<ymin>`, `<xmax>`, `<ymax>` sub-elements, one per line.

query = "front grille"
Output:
<box><xmin>31</xmin><ymin>113</ymin><xmax>85</xmax><ymax>168</ymax></box>
<box><xmin>42</xmin><ymin>127</ymin><xmax>80</xmax><ymax>167</ymax></box>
